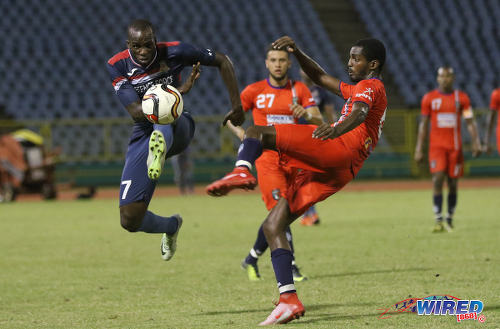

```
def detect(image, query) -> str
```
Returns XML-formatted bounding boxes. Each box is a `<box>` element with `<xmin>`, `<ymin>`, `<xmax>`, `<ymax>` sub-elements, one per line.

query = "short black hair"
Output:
<box><xmin>353</xmin><ymin>38</ymin><xmax>386</xmax><ymax>71</ymax></box>
<box><xmin>128</xmin><ymin>19</ymin><xmax>155</xmax><ymax>35</ymax></box>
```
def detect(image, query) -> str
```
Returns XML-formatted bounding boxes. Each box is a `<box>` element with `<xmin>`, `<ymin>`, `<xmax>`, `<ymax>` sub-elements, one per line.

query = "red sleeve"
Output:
<box><xmin>339</xmin><ymin>81</ymin><xmax>354</xmax><ymax>100</ymax></box>
<box><xmin>491</xmin><ymin>89</ymin><xmax>500</xmax><ymax>111</ymax></box>
<box><xmin>350</xmin><ymin>80</ymin><xmax>376</xmax><ymax>108</ymax></box>
<box><xmin>240</xmin><ymin>85</ymin><xmax>255</xmax><ymax>112</ymax></box>
<box><xmin>295</xmin><ymin>81</ymin><xmax>316</xmax><ymax>108</ymax></box>
<box><xmin>421</xmin><ymin>93</ymin><xmax>431</xmax><ymax>116</ymax></box>
<box><xmin>460</xmin><ymin>91</ymin><xmax>471</xmax><ymax>110</ymax></box>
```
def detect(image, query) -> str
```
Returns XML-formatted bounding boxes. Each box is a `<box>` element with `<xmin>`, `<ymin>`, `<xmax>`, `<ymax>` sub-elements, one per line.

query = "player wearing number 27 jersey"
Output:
<box><xmin>241</xmin><ymin>78</ymin><xmax>316</xmax><ymax>209</ymax></box>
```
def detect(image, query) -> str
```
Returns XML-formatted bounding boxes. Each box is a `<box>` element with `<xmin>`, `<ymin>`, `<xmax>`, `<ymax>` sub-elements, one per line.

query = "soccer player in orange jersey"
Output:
<box><xmin>484</xmin><ymin>87</ymin><xmax>500</xmax><ymax>155</ymax></box>
<box><xmin>298</xmin><ymin>68</ymin><xmax>337</xmax><ymax>226</ymax></box>
<box><xmin>226</xmin><ymin>45</ymin><xmax>323</xmax><ymax>282</ymax></box>
<box><xmin>414</xmin><ymin>67</ymin><xmax>481</xmax><ymax>233</ymax></box>
<box><xmin>207</xmin><ymin>36</ymin><xmax>387</xmax><ymax>325</ymax></box>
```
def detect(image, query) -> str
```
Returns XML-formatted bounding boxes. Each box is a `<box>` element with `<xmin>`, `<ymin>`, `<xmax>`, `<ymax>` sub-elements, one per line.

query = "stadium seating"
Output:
<box><xmin>4</xmin><ymin>0</ymin><xmax>497</xmax><ymax>163</ymax></box>
<box><xmin>1</xmin><ymin>0</ymin><xmax>346</xmax><ymax>121</ymax></box>
<box><xmin>1</xmin><ymin>0</ymin><xmax>348</xmax><ymax>159</ymax></box>
<box><xmin>353</xmin><ymin>0</ymin><xmax>500</xmax><ymax>108</ymax></box>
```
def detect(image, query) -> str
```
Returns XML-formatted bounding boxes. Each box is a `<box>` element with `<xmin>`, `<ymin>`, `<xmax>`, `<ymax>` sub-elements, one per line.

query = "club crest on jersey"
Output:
<box><xmin>364</xmin><ymin>136</ymin><xmax>372</xmax><ymax>149</ymax></box>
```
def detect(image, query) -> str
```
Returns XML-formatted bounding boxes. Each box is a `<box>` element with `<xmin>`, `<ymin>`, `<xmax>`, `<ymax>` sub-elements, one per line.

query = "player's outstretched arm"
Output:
<box><xmin>177</xmin><ymin>62</ymin><xmax>201</xmax><ymax>95</ymax></box>
<box><xmin>312</xmin><ymin>101</ymin><xmax>368</xmax><ymax>140</ymax></box>
<box><xmin>272</xmin><ymin>36</ymin><xmax>342</xmax><ymax>97</ymax></box>
<box><xmin>414</xmin><ymin>115</ymin><xmax>429</xmax><ymax>163</ymax></box>
<box><xmin>483</xmin><ymin>110</ymin><xmax>497</xmax><ymax>154</ymax></box>
<box><xmin>465</xmin><ymin>117</ymin><xmax>482</xmax><ymax>157</ymax></box>
<box><xmin>208</xmin><ymin>53</ymin><xmax>245</xmax><ymax>126</ymax></box>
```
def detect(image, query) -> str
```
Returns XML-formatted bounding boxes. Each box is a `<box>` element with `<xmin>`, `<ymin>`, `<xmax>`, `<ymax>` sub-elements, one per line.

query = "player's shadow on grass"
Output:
<box><xmin>197</xmin><ymin>302</ymin><xmax>370</xmax><ymax>316</ymax></box>
<box><xmin>314</xmin><ymin>267</ymin><xmax>432</xmax><ymax>279</ymax></box>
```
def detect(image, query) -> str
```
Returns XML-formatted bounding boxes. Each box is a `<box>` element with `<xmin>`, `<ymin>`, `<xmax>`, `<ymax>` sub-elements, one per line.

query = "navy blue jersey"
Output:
<box><xmin>107</xmin><ymin>41</ymin><xmax>215</xmax><ymax>108</ymax></box>
<box><xmin>309</xmin><ymin>85</ymin><xmax>332</xmax><ymax>114</ymax></box>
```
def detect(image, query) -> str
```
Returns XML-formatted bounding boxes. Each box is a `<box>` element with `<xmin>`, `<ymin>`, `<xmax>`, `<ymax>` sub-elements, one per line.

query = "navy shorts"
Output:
<box><xmin>119</xmin><ymin>112</ymin><xmax>195</xmax><ymax>206</ymax></box>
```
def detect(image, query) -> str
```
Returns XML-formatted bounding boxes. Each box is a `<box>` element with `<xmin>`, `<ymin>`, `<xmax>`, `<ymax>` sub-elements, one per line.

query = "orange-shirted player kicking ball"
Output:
<box><xmin>225</xmin><ymin>45</ymin><xmax>323</xmax><ymax>283</ymax></box>
<box><xmin>414</xmin><ymin>66</ymin><xmax>481</xmax><ymax>233</ymax></box>
<box><xmin>207</xmin><ymin>36</ymin><xmax>387</xmax><ymax>325</ymax></box>
<box><xmin>484</xmin><ymin>87</ymin><xmax>500</xmax><ymax>155</ymax></box>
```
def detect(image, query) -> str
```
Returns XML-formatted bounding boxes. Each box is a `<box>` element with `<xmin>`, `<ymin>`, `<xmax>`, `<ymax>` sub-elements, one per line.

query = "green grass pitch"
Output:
<box><xmin>0</xmin><ymin>187</ymin><xmax>499</xmax><ymax>328</ymax></box>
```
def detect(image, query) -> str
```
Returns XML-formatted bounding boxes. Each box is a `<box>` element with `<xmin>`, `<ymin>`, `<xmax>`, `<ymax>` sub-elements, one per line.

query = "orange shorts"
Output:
<box><xmin>428</xmin><ymin>147</ymin><xmax>464</xmax><ymax>178</ymax></box>
<box><xmin>255</xmin><ymin>150</ymin><xmax>294</xmax><ymax>210</ymax></box>
<box><xmin>275</xmin><ymin>124</ymin><xmax>360</xmax><ymax>215</ymax></box>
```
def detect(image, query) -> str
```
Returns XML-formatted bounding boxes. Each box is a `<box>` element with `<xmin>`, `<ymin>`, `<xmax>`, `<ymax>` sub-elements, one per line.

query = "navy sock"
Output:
<box><xmin>271</xmin><ymin>248</ymin><xmax>295</xmax><ymax>294</ymax></box>
<box><xmin>253</xmin><ymin>224</ymin><xmax>268</xmax><ymax>254</ymax></box>
<box><xmin>433</xmin><ymin>194</ymin><xmax>443</xmax><ymax>220</ymax></box>
<box><xmin>235</xmin><ymin>138</ymin><xmax>263</xmax><ymax>169</ymax></box>
<box><xmin>447</xmin><ymin>193</ymin><xmax>457</xmax><ymax>217</ymax></box>
<box><xmin>138</xmin><ymin>211</ymin><xmax>179</xmax><ymax>234</ymax></box>
<box><xmin>245</xmin><ymin>225</ymin><xmax>268</xmax><ymax>265</ymax></box>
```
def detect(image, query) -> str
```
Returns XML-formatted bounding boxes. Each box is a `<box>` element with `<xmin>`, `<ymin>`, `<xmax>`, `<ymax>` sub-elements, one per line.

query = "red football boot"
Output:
<box><xmin>206</xmin><ymin>166</ymin><xmax>257</xmax><ymax>196</ymax></box>
<box><xmin>259</xmin><ymin>292</ymin><xmax>305</xmax><ymax>325</ymax></box>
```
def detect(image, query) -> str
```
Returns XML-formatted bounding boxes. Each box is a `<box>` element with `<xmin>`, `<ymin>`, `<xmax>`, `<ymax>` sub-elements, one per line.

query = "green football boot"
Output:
<box><xmin>147</xmin><ymin>130</ymin><xmax>167</xmax><ymax>180</ymax></box>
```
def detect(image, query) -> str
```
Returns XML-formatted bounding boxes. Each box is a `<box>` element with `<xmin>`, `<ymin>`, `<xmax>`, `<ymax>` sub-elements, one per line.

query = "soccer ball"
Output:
<box><xmin>142</xmin><ymin>84</ymin><xmax>184</xmax><ymax>124</ymax></box>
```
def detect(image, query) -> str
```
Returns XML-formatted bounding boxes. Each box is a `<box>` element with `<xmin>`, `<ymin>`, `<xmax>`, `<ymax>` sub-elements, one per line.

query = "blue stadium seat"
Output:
<box><xmin>354</xmin><ymin>0</ymin><xmax>499</xmax><ymax>108</ymax></box>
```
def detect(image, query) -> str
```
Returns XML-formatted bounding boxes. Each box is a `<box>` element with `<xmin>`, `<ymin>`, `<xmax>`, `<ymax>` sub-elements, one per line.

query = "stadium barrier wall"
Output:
<box><xmin>1</xmin><ymin>109</ymin><xmax>498</xmax><ymax>186</ymax></box>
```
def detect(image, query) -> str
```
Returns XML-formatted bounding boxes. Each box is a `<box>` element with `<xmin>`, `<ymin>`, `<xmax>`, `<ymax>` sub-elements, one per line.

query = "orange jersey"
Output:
<box><xmin>421</xmin><ymin>89</ymin><xmax>472</xmax><ymax>150</ymax></box>
<box><xmin>273</xmin><ymin>78</ymin><xmax>387</xmax><ymax>215</ymax></box>
<box><xmin>240</xmin><ymin>79</ymin><xmax>316</xmax><ymax>126</ymax></box>
<box><xmin>241</xmin><ymin>79</ymin><xmax>314</xmax><ymax>209</ymax></box>
<box><xmin>490</xmin><ymin>88</ymin><xmax>500</xmax><ymax>148</ymax></box>
<box><xmin>338</xmin><ymin>78</ymin><xmax>387</xmax><ymax>165</ymax></box>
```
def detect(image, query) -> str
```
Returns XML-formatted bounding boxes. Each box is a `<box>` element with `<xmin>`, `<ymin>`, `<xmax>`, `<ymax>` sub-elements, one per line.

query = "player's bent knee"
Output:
<box><xmin>245</xmin><ymin>126</ymin><xmax>276</xmax><ymax>149</ymax></box>
<box><xmin>244</xmin><ymin>126</ymin><xmax>262</xmax><ymax>139</ymax></box>
<box><xmin>262</xmin><ymin>218</ymin><xmax>280</xmax><ymax>239</ymax></box>
<box><xmin>119</xmin><ymin>204</ymin><xmax>146</xmax><ymax>232</ymax></box>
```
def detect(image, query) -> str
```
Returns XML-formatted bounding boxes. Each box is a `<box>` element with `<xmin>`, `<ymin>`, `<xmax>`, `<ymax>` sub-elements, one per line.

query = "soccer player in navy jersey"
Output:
<box><xmin>107</xmin><ymin>19</ymin><xmax>244</xmax><ymax>261</ymax></box>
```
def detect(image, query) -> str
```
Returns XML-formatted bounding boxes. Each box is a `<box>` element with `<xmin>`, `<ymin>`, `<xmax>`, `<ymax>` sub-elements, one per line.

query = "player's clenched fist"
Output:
<box><xmin>290</xmin><ymin>103</ymin><xmax>310</xmax><ymax>119</ymax></box>
<box><xmin>222</xmin><ymin>106</ymin><xmax>245</xmax><ymax>127</ymax></box>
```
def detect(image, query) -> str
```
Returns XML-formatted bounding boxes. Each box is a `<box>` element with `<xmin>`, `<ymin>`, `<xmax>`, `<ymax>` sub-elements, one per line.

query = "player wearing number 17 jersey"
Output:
<box><xmin>207</xmin><ymin>36</ymin><xmax>387</xmax><ymax>325</ymax></box>
<box><xmin>414</xmin><ymin>67</ymin><xmax>481</xmax><ymax>233</ymax></box>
